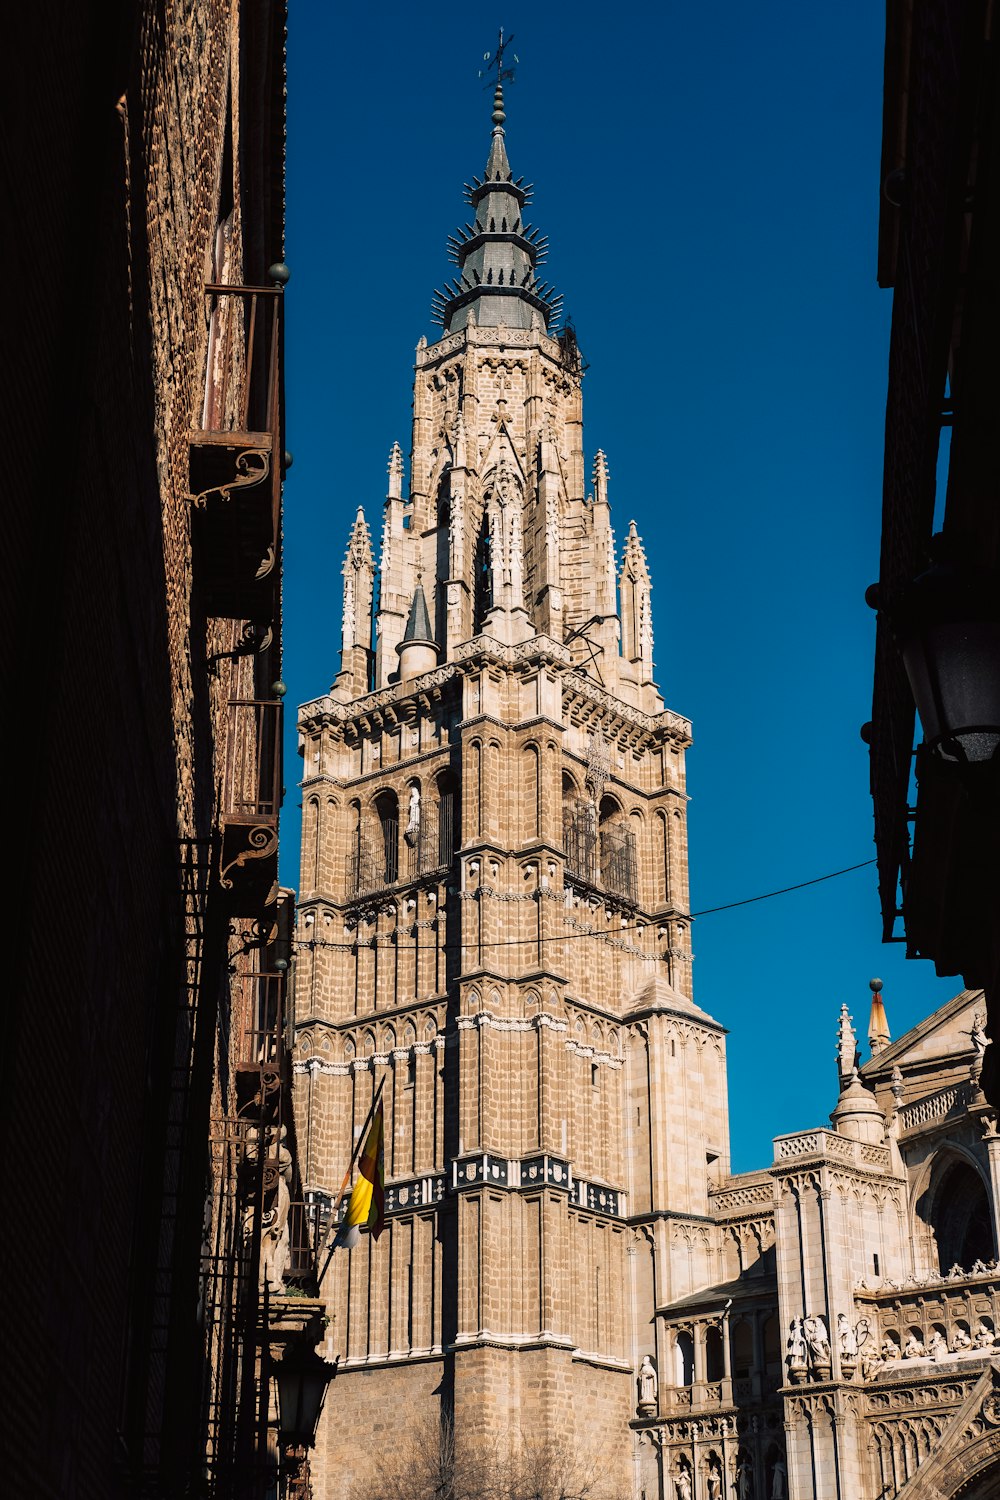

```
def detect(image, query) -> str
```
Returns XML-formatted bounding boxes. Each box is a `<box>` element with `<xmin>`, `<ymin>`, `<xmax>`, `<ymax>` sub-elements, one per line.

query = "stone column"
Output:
<box><xmin>985</xmin><ymin>1131</ymin><xmax>1000</xmax><ymax>1256</ymax></box>
<box><xmin>720</xmin><ymin>1313</ymin><xmax>733</xmax><ymax>1405</ymax></box>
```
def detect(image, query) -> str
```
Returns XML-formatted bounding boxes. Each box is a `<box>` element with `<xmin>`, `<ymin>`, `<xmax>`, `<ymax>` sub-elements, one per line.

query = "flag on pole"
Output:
<box><xmin>332</xmin><ymin>1101</ymin><xmax>385</xmax><ymax>1250</ymax></box>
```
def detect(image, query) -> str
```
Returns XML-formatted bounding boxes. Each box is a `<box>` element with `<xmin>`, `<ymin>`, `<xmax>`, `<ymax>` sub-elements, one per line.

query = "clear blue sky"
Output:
<box><xmin>282</xmin><ymin>1</ymin><xmax>957</xmax><ymax>1172</ymax></box>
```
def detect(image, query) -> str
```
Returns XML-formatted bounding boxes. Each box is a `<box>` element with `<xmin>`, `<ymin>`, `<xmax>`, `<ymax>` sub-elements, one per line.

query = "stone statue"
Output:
<box><xmin>804</xmin><ymin>1315</ymin><xmax>831</xmax><ymax>1368</ymax></box>
<box><xmin>787</xmin><ymin>1318</ymin><xmax>806</xmax><ymax>1366</ymax></box>
<box><xmin>974</xmin><ymin>1321</ymin><xmax>996</xmax><ymax>1349</ymax></box>
<box><xmin>637</xmin><ymin>1354</ymin><xmax>657</xmax><ymax>1411</ymax></box>
<box><xmin>904</xmin><ymin>1331</ymin><xmax>926</xmax><ymax>1359</ymax></box>
<box><xmin>971</xmin><ymin>1011</ymin><xmax>990</xmax><ymax>1059</ymax></box>
<box><xmin>244</xmin><ymin>1125</ymin><xmax>292</xmax><ymax>1294</ymax></box>
<box><xmin>706</xmin><ymin>1460</ymin><xmax>723</xmax><ymax>1500</ymax></box>
<box><xmin>881</xmin><ymin>1336</ymin><xmax>901</xmax><ymax>1361</ymax></box>
<box><xmin>736</xmin><ymin>1454</ymin><xmax>754</xmax><ymax>1500</ymax></box>
<box><xmin>952</xmin><ymin>1325</ymin><xmax>972</xmax><ymax>1351</ymax></box>
<box><xmin>837</xmin><ymin>1312</ymin><xmax>858</xmax><ymax>1359</ymax></box>
<box><xmin>404</xmin><ymin>785</ymin><xmax>421</xmax><ymax>846</ymax></box>
<box><xmin>770</xmin><ymin>1455</ymin><xmax>787</xmax><ymax>1499</ymax></box>
<box><xmin>928</xmin><ymin>1328</ymin><xmax>948</xmax><ymax>1360</ymax></box>
<box><xmin>674</xmin><ymin>1466</ymin><xmax>692</xmax><ymax>1500</ymax></box>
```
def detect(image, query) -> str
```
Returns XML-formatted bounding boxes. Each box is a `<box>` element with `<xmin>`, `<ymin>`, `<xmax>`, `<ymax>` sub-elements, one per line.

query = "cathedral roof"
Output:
<box><xmin>432</xmin><ymin>81</ymin><xmax>563</xmax><ymax>333</ymax></box>
<box><xmin>859</xmin><ymin>987</ymin><xmax>985</xmax><ymax>1078</ymax></box>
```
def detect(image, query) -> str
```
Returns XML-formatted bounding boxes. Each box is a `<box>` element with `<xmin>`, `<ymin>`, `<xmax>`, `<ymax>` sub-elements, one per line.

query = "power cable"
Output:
<box><xmin>292</xmin><ymin>857</ymin><xmax>878</xmax><ymax>951</ymax></box>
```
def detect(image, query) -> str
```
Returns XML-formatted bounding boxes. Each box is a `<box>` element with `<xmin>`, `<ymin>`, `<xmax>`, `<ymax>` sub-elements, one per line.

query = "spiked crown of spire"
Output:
<box><xmin>432</xmin><ymin>80</ymin><xmax>563</xmax><ymax>333</ymax></box>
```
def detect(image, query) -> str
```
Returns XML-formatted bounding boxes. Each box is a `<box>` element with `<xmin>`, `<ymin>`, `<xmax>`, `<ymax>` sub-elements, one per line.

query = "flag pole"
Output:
<box><xmin>316</xmin><ymin>1072</ymin><xmax>386</xmax><ymax>1289</ymax></box>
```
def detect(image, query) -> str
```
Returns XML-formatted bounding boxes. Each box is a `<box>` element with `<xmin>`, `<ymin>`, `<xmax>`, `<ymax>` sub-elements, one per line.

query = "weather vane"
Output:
<box><xmin>479</xmin><ymin>27</ymin><xmax>519</xmax><ymax>90</ymax></box>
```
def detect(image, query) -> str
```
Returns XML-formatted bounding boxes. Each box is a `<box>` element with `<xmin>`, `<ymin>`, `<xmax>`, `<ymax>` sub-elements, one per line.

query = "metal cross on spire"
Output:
<box><xmin>479</xmin><ymin>27</ymin><xmax>519</xmax><ymax>90</ymax></box>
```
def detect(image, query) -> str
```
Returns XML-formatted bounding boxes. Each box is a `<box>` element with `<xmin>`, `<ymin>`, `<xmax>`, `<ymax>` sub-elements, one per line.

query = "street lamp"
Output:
<box><xmin>274</xmin><ymin>1343</ymin><xmax>335</xmax><ymax>1451</ymax></box>
<box><xmin>867</xmin><ymin>545</ymin><xmax>1000</xmax><ymax>769</ymax></box>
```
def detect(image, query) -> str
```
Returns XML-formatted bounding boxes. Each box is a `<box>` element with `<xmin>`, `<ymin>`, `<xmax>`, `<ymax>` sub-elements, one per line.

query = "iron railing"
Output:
<box><xmin>563</xmin><ymin>800</ymin><xmax>638</xmax><ymax>905</ymax></box>
<box><xmin>222</xmin><ymin>698</ymin><xmax>283</xmax><ymax>820</ymax></box>
<box><xmin>345</xmin><ymin>805</ymin><xmax>457</xmax><ymax>900</ymax></box>
<box><xmin>234</xmin><ymin>971</ymin><xmax>285</xmax><ymax>1067</ymax></box>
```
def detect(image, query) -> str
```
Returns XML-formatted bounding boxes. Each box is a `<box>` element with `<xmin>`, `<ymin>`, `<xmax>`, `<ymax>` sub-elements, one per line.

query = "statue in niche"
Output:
<box><xmin>804</xmin><ymin>1315</ymin><xmax>831</xmax><ymax>1372</ymax></box>
<box><xmin>837</xmin><ymin>1313</ymin><xmax>858</xmax><ymax>1359</ymax></box>
<box><xmin>974</xmin><ymin>1321</ymin><xmax>996</xmax><ymax>1348</ymax></box>
<box><xmin>404</xmin><ymin>785</ymin><xmax>421</xmax><ymax>847</ymax></box>
<box><xmin>674</xmin><ymin>1465</ymin><xmax>692</xmax><ymax>1500</ymax></box>
<box><xmin>786</xmin><ymin>1318</ymin><xmax>807</xmax><ymax>1379</ymax></box>
<box><xmin>636</xmin><ymin>1354</ymin><xmax>657</xmax><ymax>1412</ymax></box>
<box><xmin>927</xmin><ymin>1328</ymin><xmax>948</xmax><ymax>1361</ymax></box>
<box><xmin>770</xmin><ymin>1455</ymin><xmax>787</xmax><ymax>1499</ymax></box>
<box><xmin>736</xmin><ymin>1454</ymin><xmax>754</xmax><ymax>1499</ymax></box>
<box><xmin>881</xmin><ymin>1335</ymin><xmax>901</xmax><ymax>1360</ymax></box>
<box><xmin>706</xmin><ymin>1459</ymin><xmax>723</xmax><ymax>1500</ymax></box>
<box><xmin>904</xmin><ymin>1330</ymin><xmax>927</xmax><ymax>1359</ymax></box>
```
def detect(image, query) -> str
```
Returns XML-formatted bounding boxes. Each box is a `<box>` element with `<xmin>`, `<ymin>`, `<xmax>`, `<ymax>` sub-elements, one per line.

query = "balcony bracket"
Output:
<box><xmin>188</xmin><ymin>443</ymin><xmax>271</xmax><ymax>510</ymax></box>
<box><xmin>220</xmin><ymin>821</ymin><xmax>280</xmax><ymax>893</ymax></box>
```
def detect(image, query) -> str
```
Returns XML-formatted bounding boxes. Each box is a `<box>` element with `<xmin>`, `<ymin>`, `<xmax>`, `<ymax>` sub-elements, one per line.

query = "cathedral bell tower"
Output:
<box><xmin>294</xmin><ymin>76</ymin><xmax>728</xmax><ymax>1496</ymax></box>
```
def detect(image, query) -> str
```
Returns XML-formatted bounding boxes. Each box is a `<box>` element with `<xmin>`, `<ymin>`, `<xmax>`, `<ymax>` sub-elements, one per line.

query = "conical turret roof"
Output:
<box><xmin>402</xmin><ymin>581</ymin><xmax>434</xmax><ymax>645</ymax></box>
<box><xmin>432</xmin><ymin>81</ymin><xmax>563</xmax><ymax>334</ymax></box>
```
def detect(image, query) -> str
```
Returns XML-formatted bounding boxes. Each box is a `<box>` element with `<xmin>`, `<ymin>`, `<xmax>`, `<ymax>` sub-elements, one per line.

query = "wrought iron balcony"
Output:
<box><xmin>344</xmin><ymin>807</ymin><xmax>456</xmax><ymax>902</ymax></box>
<box><xmin>563</xmin><ymin>800</ymin><xmax>638</xmax><ymax>906</ymax></box>
<box><xmin>189</xmin><ymin>284</ymin><xmax>284</xmax><ymax>619</ymax></box>
<box><xmin>218</xmin><ymin>698</ymin><xmax>282</xmax><ymax>913</ymax></box>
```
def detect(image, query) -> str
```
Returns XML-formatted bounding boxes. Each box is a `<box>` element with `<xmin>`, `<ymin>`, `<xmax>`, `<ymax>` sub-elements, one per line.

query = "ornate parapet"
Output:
<box><xmin>853</xmin><ymin>1266</ymin><xmax>1000</xmax><ymax>1373</ymax></box>
<box><xmin>771</xmin><ymin>1128</ymin><xmax>892</xmax><ymax>1177</ymax></box>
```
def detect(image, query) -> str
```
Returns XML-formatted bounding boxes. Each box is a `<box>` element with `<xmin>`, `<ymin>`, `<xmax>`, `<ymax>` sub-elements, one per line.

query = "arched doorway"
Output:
<box><xmin>916</xmin><ymin>1155</ymin><xmax>995</xmax><ymax>1275</ymax></box>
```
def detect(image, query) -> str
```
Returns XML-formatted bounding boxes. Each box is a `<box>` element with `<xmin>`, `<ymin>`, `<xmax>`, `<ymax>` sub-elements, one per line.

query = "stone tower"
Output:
<box><xmin>294</xmin><ymin>81</ymin><xmax>728</xmax><ymax>1495</ymax></box>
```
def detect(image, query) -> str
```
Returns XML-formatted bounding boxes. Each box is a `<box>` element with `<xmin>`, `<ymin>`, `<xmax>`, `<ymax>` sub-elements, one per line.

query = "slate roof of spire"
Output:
<box><xmin>402</xmin><ymin>581</ymin><xmax>434</xmax><ymax>644</ymax></box>
<box><xmin>432</xmin><ymin>81</ymin><xmax>563</xmax><ymax>334</ymax></box>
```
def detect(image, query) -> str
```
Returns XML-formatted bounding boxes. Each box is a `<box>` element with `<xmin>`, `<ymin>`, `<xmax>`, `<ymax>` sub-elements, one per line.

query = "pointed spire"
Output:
<box><xmin>868</xmin><ymin>977</ymin><xmax>891</xmax><ymax>1055</ymax></box>
<box><xmin>402</xmin><ymin>580</ymin><xmax>434</xmax><ymax>644</ymax></box>
<box><xmin>592</xmin><ymin>450</ymin><xmax>609</xmax><ymax>507</ymax></box>
<box><xmin>387</xmin><ymin>441</ymin><xmax>404</xmax><ymax>499</ymax></box>
<box><xmin>432</xmin><ymin>86</ymin><xmax>561</xmax><ymax>334</ymax></box>
<box><xmin>338</xmin><ymin>507</ymin><xmax>376</xmax><ymax>694</ymax></box>
<box><xmin>344</xmin><ymin>505</ymin><xmax>374</xmax><ymax>574</ymax></box>
<box><xmin>620</xmin><ymin>521</ymin><xmax>654</xmax><ymax>675</ymax></box>
<box><xmin>836</xmin><ymin>1003</ymin><xmax>860</xmax><ymax>1089</ymax></box>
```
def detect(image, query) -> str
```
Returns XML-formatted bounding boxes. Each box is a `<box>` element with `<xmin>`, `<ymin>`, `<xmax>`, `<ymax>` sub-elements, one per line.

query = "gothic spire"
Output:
<box><xmin>402</xmin><ymin>580</ymin><xmax>433</xmax><ymax>644</ymax></box>
<box><xmin>867</xmin><ymin>977</ymin><xmax>891</xmax><ymax>1055</ymax></box>
<box><xmin>432</xmin><ymin>80</ymin><xmax>562</xmax><ymax>334</ymax></box>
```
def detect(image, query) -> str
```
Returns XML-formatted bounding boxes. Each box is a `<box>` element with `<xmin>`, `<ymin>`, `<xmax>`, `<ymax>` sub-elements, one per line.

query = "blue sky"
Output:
<box><xmin>282</xmin><ymin>1</ymin><xmax>957</xmax><ymax>1172</ymax></box>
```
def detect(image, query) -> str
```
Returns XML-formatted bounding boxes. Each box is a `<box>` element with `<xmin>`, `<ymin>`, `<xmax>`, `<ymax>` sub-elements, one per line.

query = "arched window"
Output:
<box><xmin>674</xmin><ymin>1330</ymin><xmax>694</xmax><ymax>1386</ymax></box>
<box><xmin>599</xmin><ymin>795</ymin><xmax>637</xmax><ymax>904</ymax></box>
<box><xmin>436</xmin><ymin>769</ymin><xmax>459</xmax><ymax>866</ymax></box>
<box><xmin>523</xmin><ymin>744</ymin><xmax>541</xmax><ymax>839</ymax></box>
<box><xmin>374</xmin><ymin>790</ymin><xmax>399</xmax><ymax>885</ymax></box>
<box><xmin>731</xmin><ymin>1319</ymin><xmax>753</xmax><ymax>1379</ymax></box>
<box><xmin>474</xmin><ymin>515</ymin><xmax>492</xmax><ymax>631</ymax></box>
<box><xmin>656</xmin><ymin>810</ymin><xmax>670</xmax><ymax>905</ymax></box>
<box><xmin>705</xmin><ymin>1324</ymin><xmax>724</xmax><ymax>1382</ymax></box>
<box><xmin>435</xmin><ymin>493</ymin><xmax>450</xmax><ymax>646</ymax></box>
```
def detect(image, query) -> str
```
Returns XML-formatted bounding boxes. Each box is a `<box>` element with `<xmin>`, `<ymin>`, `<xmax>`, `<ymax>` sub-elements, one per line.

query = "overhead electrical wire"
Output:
<box><xmin>291</xmin><ymin>857</ymin><xmax>878</xmax><ymax>952</ymax></box>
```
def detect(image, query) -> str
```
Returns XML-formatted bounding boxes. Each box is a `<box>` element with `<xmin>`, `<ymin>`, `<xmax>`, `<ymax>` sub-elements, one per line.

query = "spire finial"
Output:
<box><xmin>868</xmin><ymin>977</ymin><xmax>891</xmax><ymax>1056</ymax></box>
<box><xmin>480</xmin><ymin>28</ymin><xmax>517</xmax><ymax>130</ymax></box>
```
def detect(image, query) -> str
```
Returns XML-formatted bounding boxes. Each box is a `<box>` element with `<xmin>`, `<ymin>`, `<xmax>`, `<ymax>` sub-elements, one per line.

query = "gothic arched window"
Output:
<box><xmin>474</xmin><ymin>516</ymin><xmax>493</xmax><ymax>631</ymax></box>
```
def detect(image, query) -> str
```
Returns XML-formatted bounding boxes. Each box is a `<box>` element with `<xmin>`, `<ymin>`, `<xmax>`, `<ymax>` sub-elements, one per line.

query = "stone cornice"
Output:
<box><xmin>416</xmin><ymin>321</ymin><xmax>565</xmax><ymax>368</ymax></box>
<box><xmin>298</xmin><ymin>635</ymin><xmax>692</xmax><ymax>748</ymax></box>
